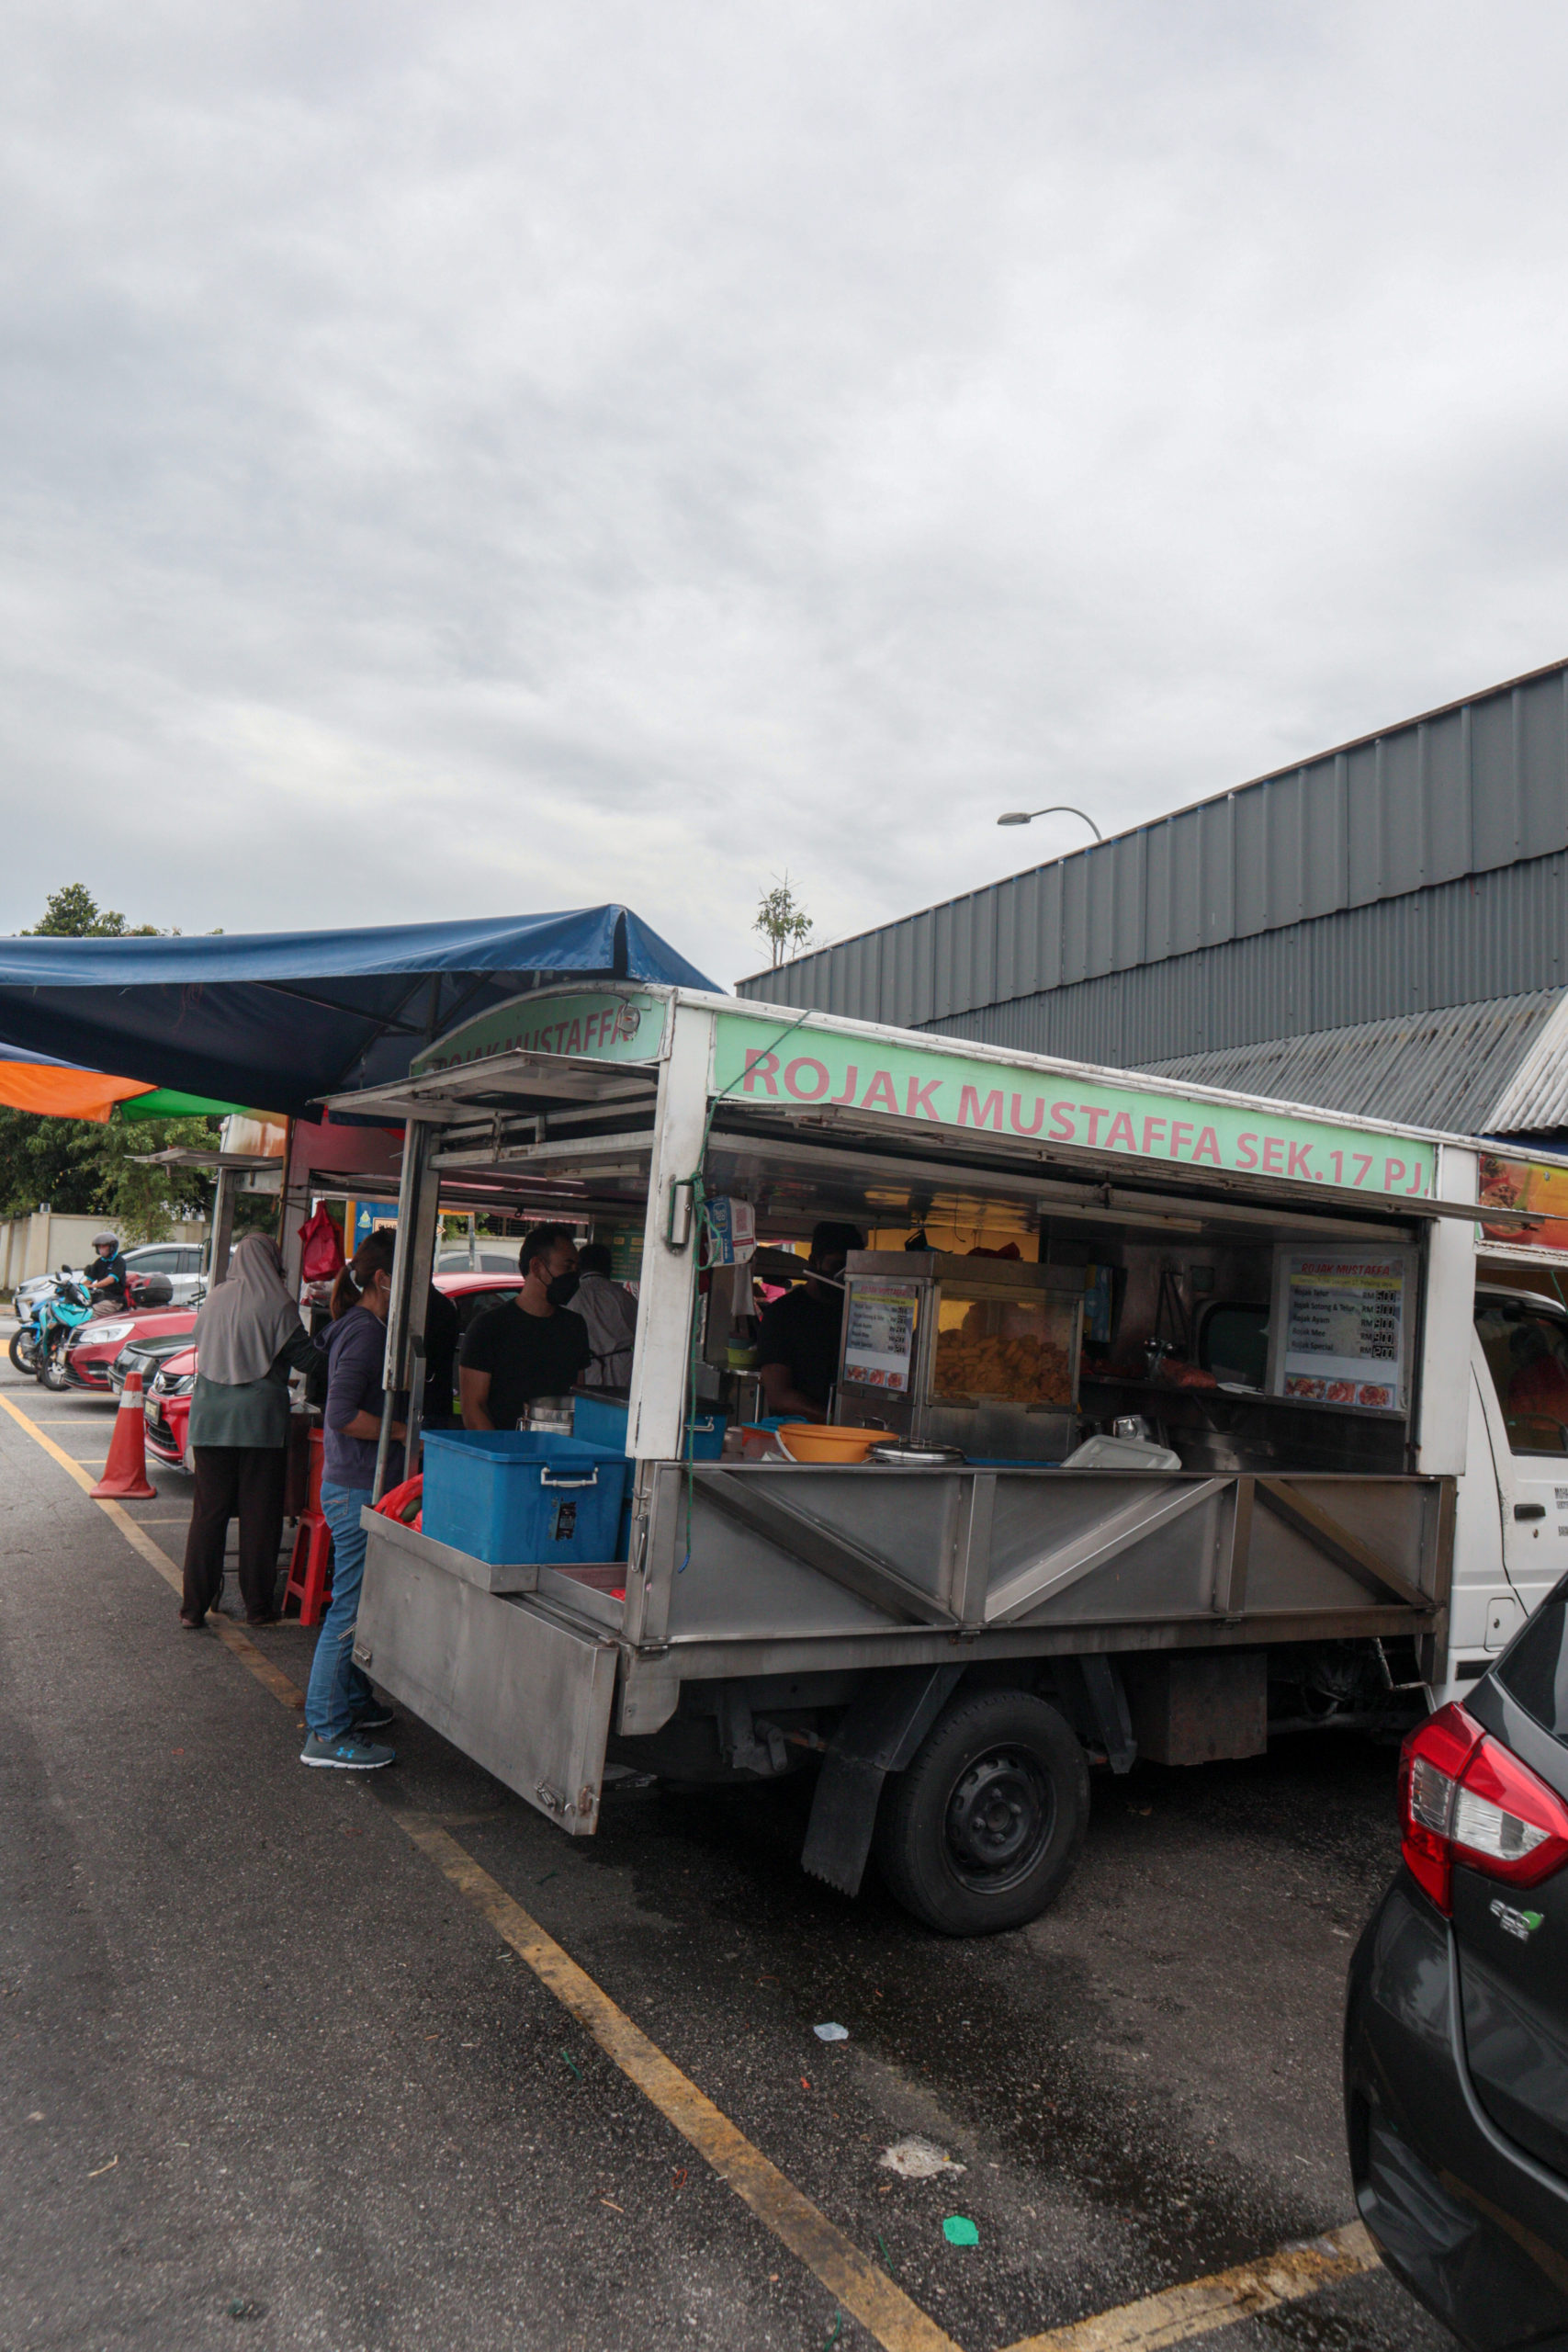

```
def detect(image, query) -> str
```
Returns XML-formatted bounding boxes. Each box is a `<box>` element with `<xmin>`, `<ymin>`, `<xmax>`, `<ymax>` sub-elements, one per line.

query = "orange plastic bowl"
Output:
<box><xmin>775</xmin><ymin>1423</ymin><xmax>886</xmax><ymax>1464</ymax></box>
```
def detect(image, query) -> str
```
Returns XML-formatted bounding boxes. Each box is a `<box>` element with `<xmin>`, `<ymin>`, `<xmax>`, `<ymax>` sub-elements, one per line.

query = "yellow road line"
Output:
<box><xmin>0</xmin><ymin>1392</ymin><xmax>305</xmax><ymax>1707</ymax></box>
<box><xmin>0</xmin><ymin>1382</ymin><xmax>1382</xmax><ymax>2352</ymax></box>
<box><xmin>388</xmin><ymin>1806</ymin><xmax>962</xmax><ymax>2352</ymax></box>
<box><xmin>995</xmin><ymin>2223</ymin><xmax>1380</xmax><ymax>2352</ymax></box>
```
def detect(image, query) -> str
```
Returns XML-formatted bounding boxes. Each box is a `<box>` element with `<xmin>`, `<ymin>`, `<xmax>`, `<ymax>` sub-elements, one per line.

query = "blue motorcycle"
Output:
<box><xmin>33</xmin><ymin>1272</ymin><xmax>97</xmax><ymax>1391</ymax></box>
<box><xmin>8</xmin><ymin>1269</ymin><xmax>70</xmax><ymax>1376</ymax></box>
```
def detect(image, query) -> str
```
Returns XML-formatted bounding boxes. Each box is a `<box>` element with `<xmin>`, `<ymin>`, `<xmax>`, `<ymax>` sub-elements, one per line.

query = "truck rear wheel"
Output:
<box><xmin>874</xmin><ymin>1690</ymin><xmax>1089</xmax><ymax>1936</ymax></box>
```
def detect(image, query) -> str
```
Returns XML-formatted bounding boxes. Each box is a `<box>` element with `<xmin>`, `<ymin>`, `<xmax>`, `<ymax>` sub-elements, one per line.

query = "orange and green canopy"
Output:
<box><xmin>0</xmin><ymin>1045</ymin><xmax>246</xmax><ymax>1125</ymax></box>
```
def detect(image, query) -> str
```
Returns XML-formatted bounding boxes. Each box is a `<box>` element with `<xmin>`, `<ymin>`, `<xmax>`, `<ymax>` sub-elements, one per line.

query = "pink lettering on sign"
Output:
<box><xmin>1407</xmin><ymin>1164</ymin><xmax>1427</xmax><ymax>1195</ymax></box>
<box><xmin>1288</xmin><ymin>1142</ymin><xmax>1314</xmax><ymax>1179</ymax></box>
<box><xmin>1383</xmin><ymin>1158</ymin><xmax>1406</xmax><ymax>1193</ymax></box>
<box><xmin>1078</xmin><ymin>1105</ymin><xmax>1108</xmax><ymax>1146</ymax></box>
<box><xmin>862</xmin><ymin>1070</ymin><xmax>899</xmax><ymax>1115</ymax></box>
<box><xmin>1011</xmin><ymin>1093</ymin><xmax>1045</xmax><ymax>1136</ymax></box>
<box><xmin>1050</xmin><ymin>1102</ymin><xmax>1077</xmax><ymax>1141</ymax></box>
<box><xmin>830</xmin><ymin>1066</ymin><xmax>859</xmax><ymax>1105</ymax></box>
<box><xmin>1261</xmin><ymin>1137</ymin><xmax>1284</xmax><ymax>1173</ymax></box>
<box><xmin>583</xmin><ymin>1011</ymin><xmax>600</xmax><ymax>1049</ymax></box>
<box><xmin>1141</xmin><ymin>1116</ymin><xmax>1168</xmax><ymax>1156</ymax></box>
<box><xmin>743</xmin><ymin>1050</ymin><xmax>779</xmax><ymax>1095</ymax></box>
<box><xmin>1104</xmin><ymin>1113</ymin><xmax>1135</xmax><ymax>1151</ymax></box>
<box><xmin>566</xmin><ymin>1020</ymin><xmax>583</xmax><ymax>1056</ymax></box>
<box><xmin>959</xmin><ymin>1084</ymin><xmax>1004</xmax><ymax>1130</ymax></box>
<box><xmin>1353</xmin><ymin>1154</ymin><xmax>1373</xmax><ymax>1186</ymax></box>
<box><xmin>784</xmin><ymin>1057</ymin><xmax>830</xmax><ymax>1102</ymax></box>
<box><xmin>1170</xmin><ymin>1122</ymin><xmax>1194</xmax><ymax>1158</ymax></box>
<box><xmin>907</xmin><ymin>1075</ymin><xmax>942</xmax><ymax>1121</ymax></box>
<box><xmin>1193</xmin><ymin>1127</ymin><xmax>1221</xmax><ymax>1164</ymax></box>
<box><xmin>1236</xmin><ymin>1133</ymin><xmax>1259</xmax><ymax>1169</ymax></box>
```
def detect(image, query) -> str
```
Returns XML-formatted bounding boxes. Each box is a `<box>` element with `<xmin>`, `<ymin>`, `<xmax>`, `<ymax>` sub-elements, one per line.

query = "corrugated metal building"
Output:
<box><xmin>737</xmin><ymin>656</ymin><xmax>1568</xmax><ymax>1136</ymax></box>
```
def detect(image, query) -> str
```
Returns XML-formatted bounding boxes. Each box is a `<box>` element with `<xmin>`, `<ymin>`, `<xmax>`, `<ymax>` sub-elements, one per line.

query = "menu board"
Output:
<box><xmin>843</xmin><ymin>1281</ymin><xmax>919</xmax><ymax>1393</ymax></box>
<box><xmin>1276</xmin><ymin>1249</ymin><xmax>1408</xmax><ymax>1409</ymax></box>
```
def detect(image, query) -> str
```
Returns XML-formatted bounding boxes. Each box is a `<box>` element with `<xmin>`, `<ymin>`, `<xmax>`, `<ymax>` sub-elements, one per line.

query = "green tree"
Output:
<box><xmin>73</xmin><ymin>1115</ymin><xmax>223</xmax><ymax>1242</ymax></box>
<box><xmin>754</xmin><ymin>873</ymin><xmax>814</xmax><ymax>967</ymax></box>
<box><xmin>0</xmin><ymin>1113</ymin><xmax>105</xmax><ymax>1216</ymax></box>
<box><xmin>20</xmin><ymin>882</ymin><xmax>164</xmax><ymax>937</ymax></box>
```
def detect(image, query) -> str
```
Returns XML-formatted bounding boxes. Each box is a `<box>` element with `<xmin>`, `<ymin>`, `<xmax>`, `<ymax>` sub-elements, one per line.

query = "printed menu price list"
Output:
<box><xmin>843</xmin><ymin>1282</ymin><xmax>919</xmax><ymax>1394</ymax></box>
<box><xmin>1280</xmin><ymin>1250</ymin><xmax>1407</xmax><ymax>1410</ymax></box>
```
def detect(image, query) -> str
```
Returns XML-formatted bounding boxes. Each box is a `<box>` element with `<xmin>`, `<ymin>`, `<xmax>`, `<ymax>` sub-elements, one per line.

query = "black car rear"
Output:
<box><xmin>1346</xmin><ymin>1576</ymin><xmax>1568</xmax><ymax>2350</ymax></box>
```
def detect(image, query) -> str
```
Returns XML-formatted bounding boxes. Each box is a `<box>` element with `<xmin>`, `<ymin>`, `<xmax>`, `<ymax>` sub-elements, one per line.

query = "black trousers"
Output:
<box><xmin>182</xmin><ymin>1445</ymin><xmax>288</xmax><ymax>1623</ymax></box>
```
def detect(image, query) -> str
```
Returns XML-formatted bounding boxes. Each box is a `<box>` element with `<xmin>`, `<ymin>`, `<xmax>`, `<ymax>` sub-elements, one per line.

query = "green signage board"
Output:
<box><xmin>412</xmin><ymin>989</ymin><xmax>667</xmax><ymax>1078</ymax></box>
<box><xmin>711</xmin><ymin>1012</ymin><xmax>1438</xmax><ymax>1201</ymax></box>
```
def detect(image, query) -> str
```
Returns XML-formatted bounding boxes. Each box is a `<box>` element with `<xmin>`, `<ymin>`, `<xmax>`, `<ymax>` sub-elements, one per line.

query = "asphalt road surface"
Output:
<box><xmin>0</xmin><ymin>1351</ymin><xmax>1456</xmax><ymax>2352</ymax></box>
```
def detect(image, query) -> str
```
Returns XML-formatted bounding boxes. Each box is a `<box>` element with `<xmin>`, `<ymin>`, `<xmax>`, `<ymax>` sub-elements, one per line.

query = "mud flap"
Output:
<box><xmin>801</xmin><ymin>1665</ymin><xmax>963</xmax><ymax>1896</ymax></box>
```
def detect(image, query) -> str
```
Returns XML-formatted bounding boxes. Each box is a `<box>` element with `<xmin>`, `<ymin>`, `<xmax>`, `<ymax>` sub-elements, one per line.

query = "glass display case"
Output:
<box><xmin>836</xmin><ymin>1251</ymin><xmax>1083</xmax><ymax>1460</ymax></box>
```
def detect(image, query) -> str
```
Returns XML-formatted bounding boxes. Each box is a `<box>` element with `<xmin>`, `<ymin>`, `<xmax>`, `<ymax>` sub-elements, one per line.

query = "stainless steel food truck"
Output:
<box><xmin>330</xmin><ymin>982</ymin><xmax>1558</xmax><ymax>1935</ymax></box>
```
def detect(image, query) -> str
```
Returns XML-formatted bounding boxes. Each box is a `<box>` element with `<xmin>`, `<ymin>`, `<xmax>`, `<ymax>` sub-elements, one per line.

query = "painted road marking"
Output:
<box><xmin>0</xmin><ymin>1385</ymin><xmax>1384</xmax><ymax>2352</ymax></box>
<box><xmin>0</xmin><ymin>1392</ymin><xmax>305</xmax><ymax>1707</ymax></box>
<box><xmin>990</xmin><ymin>2224</ymin><xmax>1380</xmax><ymax>2350</ymax></box>
<box><xmin>390</xmin><ymin>1806</ymin><xmax>962</xmax><ymax>2352</ymax></box>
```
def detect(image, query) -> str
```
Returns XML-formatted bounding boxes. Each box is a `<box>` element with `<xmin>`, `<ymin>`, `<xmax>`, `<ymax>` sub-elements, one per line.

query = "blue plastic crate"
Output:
<box><xmin>571</xmin><ymin>1392</ymin><xmax>727</xmax><ymax>1461</ymax></box>
<box><xmin>422</xmin><ymin>1430</ymin><xmax>631</xmax><ymax>1566</ymax></box>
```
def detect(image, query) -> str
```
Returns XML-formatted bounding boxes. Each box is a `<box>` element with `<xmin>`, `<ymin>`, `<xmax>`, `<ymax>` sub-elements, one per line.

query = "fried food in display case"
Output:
<box><xmin>933</xmin><ymin>1295</ymin><xmax>1077</xmax><ymax>1406</ymax></box>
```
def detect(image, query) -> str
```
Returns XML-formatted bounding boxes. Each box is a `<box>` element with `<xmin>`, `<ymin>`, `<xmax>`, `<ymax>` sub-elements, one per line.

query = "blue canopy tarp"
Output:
<box><xmin>0</xmin><ymin>908</ymin><xmax>716</xmax><ymax>1116</ymax></box>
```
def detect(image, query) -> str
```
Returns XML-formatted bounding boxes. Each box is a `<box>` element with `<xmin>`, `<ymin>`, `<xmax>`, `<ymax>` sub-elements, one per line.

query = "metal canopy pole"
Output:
<box><xmin>209</xmin><ymin>1167</ymin><xmax>236</xmax><ymax>1286</ymax></box>
<box><xmin>373</xmin><ymin>1119</ymin><xmax>441</xmax><ymax>1502</ymax></box>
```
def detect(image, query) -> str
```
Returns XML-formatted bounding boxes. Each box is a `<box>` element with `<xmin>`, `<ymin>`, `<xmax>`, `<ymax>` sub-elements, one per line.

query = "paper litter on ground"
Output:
<box><xmin>879</xmin><ymin>2137</ymin><xmax>964</xmax><ymax>2178</ymax></box>
<box><xmin>813</xmin><ymin>2022</ymin><xmax>849</xmax><ymax>2041</ymax></box>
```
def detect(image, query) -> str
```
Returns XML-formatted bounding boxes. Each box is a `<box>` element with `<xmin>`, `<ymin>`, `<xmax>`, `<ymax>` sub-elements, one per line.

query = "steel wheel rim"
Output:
<box><xmin>943</xmin><ymin>1744</ymin><xmax>1055</xmax><ymax>1891</ymax></box>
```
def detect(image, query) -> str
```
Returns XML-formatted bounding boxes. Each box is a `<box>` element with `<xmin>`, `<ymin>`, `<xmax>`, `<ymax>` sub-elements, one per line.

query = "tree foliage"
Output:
<box><xmin>20</xmin><ymin>881</ymin><xmax>163</xmax><ymax>937</ymax></box>
<box><xmin>754</xmin><ymin>873</ymin><xmax>814</xmax><ymax>967</ymax></box>
<box><xmin>0</xmin><ymin>1111</ymin><xmax>221</xmax><ymax>1238</ymax></box>
<box><xmin>1</xmin><ymin>887</ymin><xmax>202</xmax><ymax>1241</ymax></box>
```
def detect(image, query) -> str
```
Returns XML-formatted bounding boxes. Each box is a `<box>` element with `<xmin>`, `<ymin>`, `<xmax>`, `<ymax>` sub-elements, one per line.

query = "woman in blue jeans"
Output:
<box><xmin>300</xmin><ymin>1229</ymin><xmax>406</xmax><ymax>1771</ymax></box>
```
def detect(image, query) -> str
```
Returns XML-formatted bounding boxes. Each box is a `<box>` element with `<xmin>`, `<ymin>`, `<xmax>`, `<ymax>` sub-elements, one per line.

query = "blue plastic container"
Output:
<box><xmin>571</xmin><ymin>1392</ymin><xmax>728</xmax><ymax>1462</ymax></box>
<box><xmin>422</xmin><ymin>1430</ymin><xmax>632</xmax><ymax>1566</ymax></box>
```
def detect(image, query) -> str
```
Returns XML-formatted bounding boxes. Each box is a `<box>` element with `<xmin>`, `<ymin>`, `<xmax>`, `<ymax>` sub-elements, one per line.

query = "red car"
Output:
<box><xmin>142</xmin><ymin>1272</ymin><xmax>524</xmax><ymax>1473</ymax></box>
<box><xmin>63</xmin><ymin>1305</ymin><xmax>199</xmax><ymax>1394</ymax></box>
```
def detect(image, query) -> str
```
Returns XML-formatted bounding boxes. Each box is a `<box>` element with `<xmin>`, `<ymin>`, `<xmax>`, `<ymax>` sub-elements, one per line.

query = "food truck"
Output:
<box><xmin>332</xmin><ymin>983</ymin><xmax>1551</xmax><ymax>1935</ymax></box>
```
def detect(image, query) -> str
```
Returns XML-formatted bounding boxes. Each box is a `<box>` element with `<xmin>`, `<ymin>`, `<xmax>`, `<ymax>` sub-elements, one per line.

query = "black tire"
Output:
<box><xmin>39</xmin><ymin>1352</ymin><xmax>71</xmax><ymax>1392</ymax></box>
<box><xmin>874</xmin><ymin>1689</ymin><xmax>1089</xmax><ymax>1936</ymax></box>
<box><xmin>8</xmin><ymin>1327</ymin><xmax>38</xmax><ymax>1374</ymax></box>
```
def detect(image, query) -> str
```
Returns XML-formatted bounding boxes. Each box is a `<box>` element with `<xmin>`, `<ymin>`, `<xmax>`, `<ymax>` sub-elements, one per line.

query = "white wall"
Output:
<box><xmin>0</xmin><ymin>1212</ymin><xmax>209</xmax><ymax>1294</ymax></box>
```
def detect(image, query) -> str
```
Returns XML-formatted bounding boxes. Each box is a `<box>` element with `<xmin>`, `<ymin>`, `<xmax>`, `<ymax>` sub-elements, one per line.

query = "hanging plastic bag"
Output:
<box><xmin>298</xmin><ymin>1205</ymin><xmax>345</xmax><ymax>1283</ymax></box>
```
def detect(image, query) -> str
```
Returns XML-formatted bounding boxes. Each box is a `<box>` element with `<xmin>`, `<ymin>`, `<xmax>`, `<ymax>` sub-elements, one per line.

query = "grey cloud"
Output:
<box><xmin>2</xmin><ymin>3</ymin><xmax>1566</xmax><ymax>984</ymax></box>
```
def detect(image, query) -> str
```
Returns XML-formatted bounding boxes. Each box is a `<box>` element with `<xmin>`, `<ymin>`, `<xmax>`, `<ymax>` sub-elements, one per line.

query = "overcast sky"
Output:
<box><xmin>4</xmin><ymin>3</ymin><xmax>1567</xmax><ymax>985</ymax></box>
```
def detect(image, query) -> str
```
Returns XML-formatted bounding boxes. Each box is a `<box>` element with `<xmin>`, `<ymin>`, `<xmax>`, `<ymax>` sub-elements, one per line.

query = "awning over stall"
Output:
<box><xmin>0</xmin><ymin>909</ymin><xmax>716</xmax><ymax>1116</ymax></box>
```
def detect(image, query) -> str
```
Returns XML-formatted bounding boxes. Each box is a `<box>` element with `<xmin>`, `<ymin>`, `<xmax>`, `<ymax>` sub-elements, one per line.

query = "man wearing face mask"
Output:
<box><xmin>755</xmin><ymin>1220</ymin><xmax>865</xmax><ymax>1422</ymax></box>
<box><xmin>458</xmin><ymin>1223</ymin><xmax>592</xmax><ymax>1430</ymax></box>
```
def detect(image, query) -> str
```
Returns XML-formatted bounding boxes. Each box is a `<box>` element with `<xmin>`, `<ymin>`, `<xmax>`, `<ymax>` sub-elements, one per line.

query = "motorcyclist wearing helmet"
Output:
<box><xmin>87</xmin><ymin>1232</ymin><xmax>128</xmax><ymax>1314</ymax></box>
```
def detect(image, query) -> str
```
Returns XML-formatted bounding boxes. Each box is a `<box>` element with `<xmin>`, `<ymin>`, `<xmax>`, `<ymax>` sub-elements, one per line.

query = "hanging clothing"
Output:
<box><xmin>574</xmin><ymin>1271</ymin><xmax>638</xmax><ymax>1389</ymax></box>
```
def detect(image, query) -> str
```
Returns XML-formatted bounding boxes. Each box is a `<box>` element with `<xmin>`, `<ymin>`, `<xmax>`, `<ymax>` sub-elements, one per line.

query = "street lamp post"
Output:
<box><xmin>996</xmin><ymin>804</ymin><xmax>1102</xmax><ymax>841</ymax></box>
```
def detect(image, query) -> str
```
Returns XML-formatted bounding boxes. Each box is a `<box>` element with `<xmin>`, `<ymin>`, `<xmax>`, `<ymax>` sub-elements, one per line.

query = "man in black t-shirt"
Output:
<box><xmin>755</xmin><ymin>1220</ymin><xmax>865</xmax><ymax>1421</ymax></box>
<box><xmin>458</xmin><ymin>1224</ymin><xmax>592</xmax><ymax>1430</ymax></box>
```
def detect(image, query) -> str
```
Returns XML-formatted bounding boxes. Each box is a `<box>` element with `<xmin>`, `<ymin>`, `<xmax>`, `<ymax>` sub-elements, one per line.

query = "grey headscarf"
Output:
<box><xmin>193</xmin><ymin>1233</ymin><xmax>302</xmax><ymax>1386</ymax></box>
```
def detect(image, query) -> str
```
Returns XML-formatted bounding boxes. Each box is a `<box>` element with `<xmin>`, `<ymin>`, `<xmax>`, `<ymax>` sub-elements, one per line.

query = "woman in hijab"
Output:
<box><xmin>180</xmin><ymin>1232</ymin><xmax>318</xmax><ymax>1630</ymax></box>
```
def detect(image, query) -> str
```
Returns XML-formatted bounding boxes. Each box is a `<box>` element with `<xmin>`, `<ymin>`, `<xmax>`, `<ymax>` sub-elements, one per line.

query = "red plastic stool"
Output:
<box><xmin>284</xmin><ymin>1429</ymin><xmax>334</xmax><ymax>1626</ymax></box>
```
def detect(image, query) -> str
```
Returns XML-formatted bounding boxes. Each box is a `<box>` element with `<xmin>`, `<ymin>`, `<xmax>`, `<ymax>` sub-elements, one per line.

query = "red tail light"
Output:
<box><xmin>1399</xmin><ymin>1702</ymin><xmax>1568</xmax><ymax>1914</ymax></box>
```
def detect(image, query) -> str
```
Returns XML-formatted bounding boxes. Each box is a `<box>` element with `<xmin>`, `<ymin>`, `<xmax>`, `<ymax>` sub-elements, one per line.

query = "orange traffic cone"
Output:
<box><xmin>92</xmin><ymin>1370</ymin><xmax>158</xmax><ymax>1500</ymax></box>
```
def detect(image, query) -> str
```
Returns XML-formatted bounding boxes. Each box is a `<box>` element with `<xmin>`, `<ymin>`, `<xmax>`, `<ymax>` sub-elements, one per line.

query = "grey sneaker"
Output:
<box><xmin>353</xmin><ymin>1701</ymin><xmax>395</xmax><ymax>1732</ymax></box>
<box><xmin>299</xmin><ymin>1730</ymin><xmax>395</xmax><ymax>1771</ymax></box>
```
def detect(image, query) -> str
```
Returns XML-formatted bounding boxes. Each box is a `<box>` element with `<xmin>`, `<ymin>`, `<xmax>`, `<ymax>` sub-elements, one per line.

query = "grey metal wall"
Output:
<box><xmin>918</xmin><ymin>856</ymin><xmax>1568</xmax><ymax>1066</ymax></box>
<box><xmin>738</xmin><ymin>657</ymin><xmax>1568</xmax><ymax>1049</ymax></box>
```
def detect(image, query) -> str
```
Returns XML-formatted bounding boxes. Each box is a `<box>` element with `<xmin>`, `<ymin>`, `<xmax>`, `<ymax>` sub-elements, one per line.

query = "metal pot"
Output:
<box><xmin>866</xmin><ymin>1440</ymin><xmax>967</xmax><ymax>1466</ymax></box>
